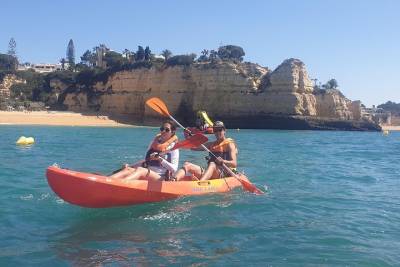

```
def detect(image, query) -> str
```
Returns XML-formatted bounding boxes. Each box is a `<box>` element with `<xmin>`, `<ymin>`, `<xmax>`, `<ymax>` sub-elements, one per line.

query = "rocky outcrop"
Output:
<box><xmin>0</xmin><ymin>74</ymin><xmax>25</xmax><ymax>100</ymax></box>
<box><xmin>60</xmin><ymin>58</ymin><xmax>378</xmax><ymax>131</ymax></box>
<box><xmin>314</xmin><ymin>89</ymin><xmax>353</xmax><ymax>119</ymax></box>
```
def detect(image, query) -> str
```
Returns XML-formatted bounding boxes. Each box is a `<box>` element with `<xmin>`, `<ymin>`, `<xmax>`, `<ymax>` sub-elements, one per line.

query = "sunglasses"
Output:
<box><xmin>160</xmin><ymin>127</ymin><xmax>171</xmax><ymax>132</ymax></box>
<box><xmin>213</xmin><ymin>128</ymin><xmax>224</xmax><ymax>132</ymax></box>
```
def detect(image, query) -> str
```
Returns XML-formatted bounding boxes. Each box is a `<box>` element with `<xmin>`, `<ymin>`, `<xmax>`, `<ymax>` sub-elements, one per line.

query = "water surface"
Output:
<box><xmin>1</xmin><ymin>126</ymin><xmax>399</xmax><ymax>266</ymax></box>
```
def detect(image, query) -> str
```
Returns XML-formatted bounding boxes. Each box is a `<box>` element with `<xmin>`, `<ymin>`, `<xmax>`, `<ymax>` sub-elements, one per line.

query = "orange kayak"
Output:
<box><xmin>46</xmin><ymin>166</ymin><xmax>246</xmax><ymax>208</ymax></box>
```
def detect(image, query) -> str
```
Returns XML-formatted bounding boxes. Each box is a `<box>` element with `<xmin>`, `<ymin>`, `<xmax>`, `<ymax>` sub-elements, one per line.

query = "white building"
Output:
<box><xmin>18</xmin><ymin>63</ymin><xmax>70</xmax><ymax>73</ymax></box>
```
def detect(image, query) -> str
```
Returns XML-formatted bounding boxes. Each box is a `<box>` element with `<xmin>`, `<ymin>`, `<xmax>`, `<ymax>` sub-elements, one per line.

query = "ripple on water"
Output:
<box><xmin>1</xmin><ymin>127</ymin><xmax>400</xmax><ymax>266</ymax></box>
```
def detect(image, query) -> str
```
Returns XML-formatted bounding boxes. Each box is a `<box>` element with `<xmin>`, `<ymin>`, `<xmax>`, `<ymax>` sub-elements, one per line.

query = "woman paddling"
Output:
<box><xmin>110</xmin><ymin>120</ymin><xmax>179</xmax><ymax>181</ymax></box>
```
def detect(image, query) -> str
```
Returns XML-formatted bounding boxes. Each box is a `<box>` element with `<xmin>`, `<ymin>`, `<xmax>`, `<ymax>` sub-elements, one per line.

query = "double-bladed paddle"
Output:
<box><xmin>145</xmin><ymin>97</ymin><xmax>264</xmax><ymax>195</ymax></box>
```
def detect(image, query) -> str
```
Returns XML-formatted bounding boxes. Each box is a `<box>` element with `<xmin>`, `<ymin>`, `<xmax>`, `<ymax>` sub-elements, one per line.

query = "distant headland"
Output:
<box><xmin>0</xmin><ymin>40</ymin><xmax>397</xmax><ymax>131</ymax></box>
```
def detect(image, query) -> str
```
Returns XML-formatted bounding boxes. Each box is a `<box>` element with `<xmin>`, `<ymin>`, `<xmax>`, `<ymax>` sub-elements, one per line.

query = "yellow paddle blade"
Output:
<box><xmin>199</xmin><ymin>111</ymin><xmax>214</xmax><ymax>126</ymax></box>
<box><xmin>146</xmin><ymin>97</ymin><xmax>170</xmax><ymax>117</ymax></box>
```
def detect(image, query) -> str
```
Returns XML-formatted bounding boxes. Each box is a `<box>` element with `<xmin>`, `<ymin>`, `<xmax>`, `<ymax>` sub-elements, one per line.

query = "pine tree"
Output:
<box><xmin>7</xmin><ymin>38</ymin><xmax>17</xmax><ymax>58</ymax></box>
<box><xmin>66</xmin><ymin>39</ymin><xmax>75</xmax><ymax>65</ymax></box>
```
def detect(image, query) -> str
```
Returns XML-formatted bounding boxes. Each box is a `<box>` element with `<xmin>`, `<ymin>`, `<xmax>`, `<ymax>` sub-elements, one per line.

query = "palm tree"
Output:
<box><xmin>161</xmin><ymin>49</ymin><xmax>172</xmax><ymax>61</ymax></box>
<box><xmin>201</xmin><ymin>49</ymin><xmax>209</xmax><ymax>57</ymax></box>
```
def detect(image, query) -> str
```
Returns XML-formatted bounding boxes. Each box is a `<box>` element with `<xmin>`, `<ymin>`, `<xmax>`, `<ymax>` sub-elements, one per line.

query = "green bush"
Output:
<box><xmin>75</xmin><ymin>68</ymin><xmax>99</xmax><ymax>87</ymax></box>
<box><xmin>378</xmin><ymin>101</ymin><xmax>400</xmax><ymax>114</ymax></box>
<box><xmin>217</xmin><ymin>45</ymin><xmax>245</xmax><ymax>62</ymax></box>
<box><xmin>10</xmin><ymin>70</ymin><xmax>47</xmax><ymax>101</ymax></box>
<box><xmin>0</xmin><ymin>70</ymin><xmax>13</xmax><ymax>83</ymax></box>
<box><xmin>103</xmin><ymin>51</ymin><xmax>126</xmax><ymax>69</ymax></box>
<box><xmin>166</xmin><ymin>54</ymin><xmax>196</xmax><ymax>67</ymax></box>
<box><xmin>45</xmin><ymin>70</ymin><xmax>75</xmax><ymax>84</ymax></box>
<box><xmin>0</xmin><ymin>53</ymin><xmax>18</xmax><ymax>71</ymax></box>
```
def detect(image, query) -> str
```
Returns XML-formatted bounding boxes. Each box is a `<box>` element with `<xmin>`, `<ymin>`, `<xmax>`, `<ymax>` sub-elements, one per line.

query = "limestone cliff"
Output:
<box><xmin>60</xmin><ymin>59</ymin><xmax>379</xmax><ymax>131</ymax></box>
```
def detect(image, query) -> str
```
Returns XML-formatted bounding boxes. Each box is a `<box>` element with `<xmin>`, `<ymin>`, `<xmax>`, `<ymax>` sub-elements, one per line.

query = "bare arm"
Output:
<box><xmin>220</xmin><ymin>143</ymin><xmax>237</xmax><ymax>168</ymax></box>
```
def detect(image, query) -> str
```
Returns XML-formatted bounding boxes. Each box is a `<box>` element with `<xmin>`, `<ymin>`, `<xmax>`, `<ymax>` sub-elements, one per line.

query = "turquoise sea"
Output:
<box><xmin>1</xmin><ymin>125</ymin><xmax>399</xmax><ymax>266</ymax></box>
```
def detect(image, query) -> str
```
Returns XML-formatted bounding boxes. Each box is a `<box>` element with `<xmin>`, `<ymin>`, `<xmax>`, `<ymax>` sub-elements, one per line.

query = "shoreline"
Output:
<box><xmin>1</xmin><ymin>111</ymin><xmax>399</xmax><ymax>131</ymax></box>
<box><xmin>0</xmin><ymin>111</ymin><xmax>136</xmax><ymax>127</ymax></box>
<box><xmin>381</xmin><ymin>125</ymin><xmax>400</xmax><ymax>131</ymax></box>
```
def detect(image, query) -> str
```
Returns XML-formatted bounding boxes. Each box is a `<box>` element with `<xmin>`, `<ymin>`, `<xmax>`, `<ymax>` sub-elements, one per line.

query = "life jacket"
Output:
<box><xmin>207</xmin><ymin>138</ymin><xmax>237</xmax><ymax>177</ymax></box>
<box><xmin>145</xmin><ymin>134</ymin><xmax>178</xmax><ymax>168</ymax></box>
<box><xmin>208</xmin><ymin>138</ymin><xmax>236</xmax><ymax>162</ymax></box>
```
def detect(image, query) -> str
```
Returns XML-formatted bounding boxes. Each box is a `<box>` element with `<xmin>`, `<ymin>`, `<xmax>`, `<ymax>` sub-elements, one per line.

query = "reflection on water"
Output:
<box><xmin>15</xmin><ymin>144</ymin><xmax>35</xmax><ymax>152</ymax></box>
<box><xmin>50</xmin><ymin>194</ymin><xmax>243</xmax><ymax>266</ymax></box>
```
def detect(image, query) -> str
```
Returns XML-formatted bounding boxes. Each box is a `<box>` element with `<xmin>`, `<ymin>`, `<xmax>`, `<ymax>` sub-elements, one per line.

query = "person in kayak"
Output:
<box><xmin>195</xmin><ymin>111</ymin><xmax>209</xmax><ymax>131</ymax></box>
<box><xmin>174</xmin><ymin>121</ymin><xmax>237</xmax><ymax>181</ymax></box>
<box><xmin>110</xmin><ymin>120</ymin><xmax>179</xmax><ymax>181</ymax></box>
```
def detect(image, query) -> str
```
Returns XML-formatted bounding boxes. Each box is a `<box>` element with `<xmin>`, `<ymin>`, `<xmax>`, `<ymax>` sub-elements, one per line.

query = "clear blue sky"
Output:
<box><xmin>1</xmin><ymin>0</ymin><xmax>399</xmax><ymax>106</ymax></box>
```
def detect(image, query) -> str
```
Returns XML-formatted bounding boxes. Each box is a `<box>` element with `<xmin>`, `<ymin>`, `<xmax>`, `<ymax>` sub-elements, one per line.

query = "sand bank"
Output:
<box><xmin>381</xmin><ymin>125</ymin><xmax>400</xmax><ymax>131</ymax></box>
<box><xmin>0</xmin><ymin>111</ymin><xmax>135</xmax><ymax>127</ymax></box>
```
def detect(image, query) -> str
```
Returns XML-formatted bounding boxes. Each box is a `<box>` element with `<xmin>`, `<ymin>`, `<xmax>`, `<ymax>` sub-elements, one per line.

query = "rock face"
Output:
<box><xmin>314</xmin><ymin>89</ymin><xmax>353</xmax><ymax>119</ymax></box>
<box><xmin>0</xmin><ymin>74</ymin><xmax>25</xmax><ymax>100</ymax></box>
<box><xmin>48</xmin><ymin>78</ymin><xmax>70</xmax><ymax>106</ymax></box>
<box><xmin>61</xmin><ymin>58</ymin><xmax>379</xmax><ymax>130</ymax></box>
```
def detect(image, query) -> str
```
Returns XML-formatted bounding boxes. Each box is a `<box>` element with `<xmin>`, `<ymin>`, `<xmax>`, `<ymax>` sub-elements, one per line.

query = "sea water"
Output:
<box><xmin>0</xmin><ymin>126</ymin><xmax>399</xmax><ymax>266</ymax></box>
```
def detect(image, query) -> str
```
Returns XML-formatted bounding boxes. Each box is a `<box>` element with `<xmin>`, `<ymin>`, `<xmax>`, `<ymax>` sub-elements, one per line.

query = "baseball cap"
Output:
<box><xmin>213</xmin><ymin>121</ymin><xmax>226</xmax><ymax>129</ymax></box>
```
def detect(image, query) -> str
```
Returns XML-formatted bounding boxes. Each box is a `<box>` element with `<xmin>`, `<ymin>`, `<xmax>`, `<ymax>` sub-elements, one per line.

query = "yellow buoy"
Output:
<box><xmin>382</xmin><ymin>130</ymin><xmax>389</xmax><ymax>136</ymax></box>
<box><xmin>16</xmin><ymin>136</ymin><xmax>35</xmax><ymax>145</ymax></box>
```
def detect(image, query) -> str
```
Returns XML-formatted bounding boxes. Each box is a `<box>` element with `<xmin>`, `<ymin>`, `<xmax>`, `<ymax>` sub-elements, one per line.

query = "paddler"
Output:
<box><xmin>110</xmin><ymin>120</ymin><xmax>180</xmax><ymax>181</ymax></box>
<box><xmin>174</xmin><ymin>121</ymin><xmax>238</xmax><ymax>181</ymax></box>
<box><xmin>195</xmin><ymin>110</ymin><xmax>209</xmax><ymax>131</ymax></box>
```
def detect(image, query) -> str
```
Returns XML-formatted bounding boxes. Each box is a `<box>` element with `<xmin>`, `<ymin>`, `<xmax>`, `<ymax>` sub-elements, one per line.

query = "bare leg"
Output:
<box><xmin>109</xmin><ymin>167</ymin><xmax>136</xmax><ymax>179</ymax></box>
<box><xmin>124</xmin><ymin>167</ymin><xmax>163</xmax><ymax>181</ymax></box>
<box><xmin>174</xmin><ymin>162</ymin><xmax>203</xmax><ymax>181</ymax></box>
<box><xmin>200</xmin><ymin>162</ymin><xmax>221</xmax><ymax>181</ymax></box>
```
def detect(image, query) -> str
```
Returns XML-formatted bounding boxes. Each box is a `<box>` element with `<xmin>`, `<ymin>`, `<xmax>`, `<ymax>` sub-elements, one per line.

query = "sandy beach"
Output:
<box><xmin>0</xmin><ymin>111</ymin><xmax>134</xmax><ymax>127</ymax></box>
<box><xmin>381</xmin><ymin>125</ymin><xmax>400</xmax><ymax>131</ymax></box>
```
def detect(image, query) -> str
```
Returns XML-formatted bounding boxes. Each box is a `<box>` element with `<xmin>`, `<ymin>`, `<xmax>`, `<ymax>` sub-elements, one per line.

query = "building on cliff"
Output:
<box><xmin>361</xmin><ymin>106</ymin><xmax>391</xmax><ymax>125</ymax></box>
<box><xmin>17</xmin><ymin>63</ymin><xmax>68</xmax><ymax>73</ymax></box>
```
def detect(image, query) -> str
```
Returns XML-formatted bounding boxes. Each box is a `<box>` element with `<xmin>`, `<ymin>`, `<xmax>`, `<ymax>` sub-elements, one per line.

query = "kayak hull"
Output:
<box><xmin>46</xmin><ymin>166</ymin><xmax>246</xmax><ymax>208</ymax></box>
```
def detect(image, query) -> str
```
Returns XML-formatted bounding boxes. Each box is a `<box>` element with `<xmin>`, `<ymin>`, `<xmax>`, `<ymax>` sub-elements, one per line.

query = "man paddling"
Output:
<box><xmin>174</xmin><ymin>121</ymin><xmax>238</xmax><ymax>181</ymax></box>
